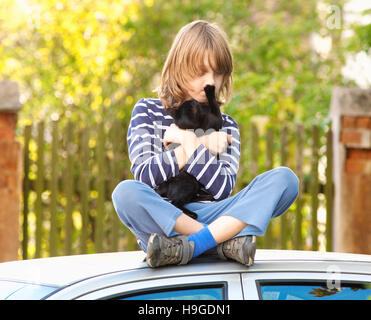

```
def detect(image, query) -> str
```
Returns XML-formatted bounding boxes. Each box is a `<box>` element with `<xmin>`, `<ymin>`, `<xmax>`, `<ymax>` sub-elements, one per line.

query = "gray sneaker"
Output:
<box><xmin>217</xmin><ymin>235</ymin><xmax>256</xmax><ymax>266</ymax></box>
<box><xmin>146</xmin><ymin>233</ymin><xmax>195</xmax><ymax>268</ymax></box>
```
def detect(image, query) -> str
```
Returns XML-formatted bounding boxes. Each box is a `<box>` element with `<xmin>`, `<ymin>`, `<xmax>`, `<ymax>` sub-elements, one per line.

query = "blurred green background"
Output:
<box><xmin>1</xmin><ymin>0</ymin><xmax>369</xmax><ymax>128</ymax></box>
<box><xmin>1</xmin><ymin>0</ymin><xmax>370</xmax><ymax>257</ymax></box>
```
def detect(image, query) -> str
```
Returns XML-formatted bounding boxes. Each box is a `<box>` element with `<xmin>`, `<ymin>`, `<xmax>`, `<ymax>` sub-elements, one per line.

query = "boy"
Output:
<box><xmin>112</xmin><ymin>20</ymin><xmax>299</xmax><ymax>268</ymax></box>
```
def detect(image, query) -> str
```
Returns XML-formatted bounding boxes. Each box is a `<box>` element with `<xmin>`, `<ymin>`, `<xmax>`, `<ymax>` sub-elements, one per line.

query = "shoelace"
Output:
<box><xmin>163</xmin><ymin>238</ymin><xmax>183</xmax><ymax>264</ymax></box>
<box><xmin>224</xmin><ymin>238</ymin><xmax>242</xmax><ymax>257</ymax></box>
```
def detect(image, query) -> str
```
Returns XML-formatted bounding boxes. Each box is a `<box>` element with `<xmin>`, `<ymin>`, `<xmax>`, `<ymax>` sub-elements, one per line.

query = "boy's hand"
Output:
<box><xmin>198</xmin><ymin>131</ymin><xmax>232</xmax><ymax>155</ymax></box>
<box><xmin>163</xmin><ymin>124</ymin><xmax>196</xmax><ymax>150</ymax></box>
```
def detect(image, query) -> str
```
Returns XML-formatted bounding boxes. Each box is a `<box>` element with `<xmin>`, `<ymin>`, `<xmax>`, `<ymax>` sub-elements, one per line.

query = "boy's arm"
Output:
<box><xmin>128</xmin><ymin>99</ymin><xmax>179</xmax><ymax>188</ymax></box>
<box><xmin>173</xmin><ymin>134</ymin><xmax>202</xmax><ymax>170</ymax></box>
<box><xmin>128</xmin><ymin>99</ymin><xmax>202</xmax><ymax>188</ymax></box>
<box><xmin>128</xmin><ymin>98</ymin><xmax>240</xmax><ymax>199</ymax></box>
<box><xmin>180</xmin><ymin>118</ymin><xmax>240</xmax><ymax>201</ymax></box>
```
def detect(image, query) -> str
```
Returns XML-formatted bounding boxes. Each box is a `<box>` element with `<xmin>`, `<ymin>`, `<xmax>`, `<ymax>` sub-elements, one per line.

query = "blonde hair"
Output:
<box><xmin>154</xmin><ymin>20</ymin><xmax>233</xmax><ymax>109</ymax></box>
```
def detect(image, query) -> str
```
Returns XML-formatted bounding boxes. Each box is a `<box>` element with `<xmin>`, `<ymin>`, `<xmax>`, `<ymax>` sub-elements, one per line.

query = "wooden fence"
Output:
<box><xmin>19</xmin><ymin>119</ymin><xmax>334</xmax><ymax>259</ymax></box>
<box><xmin>234</xmin><ymin>122</ymin><xmax>334</xmax><ymax>252</ymax></box>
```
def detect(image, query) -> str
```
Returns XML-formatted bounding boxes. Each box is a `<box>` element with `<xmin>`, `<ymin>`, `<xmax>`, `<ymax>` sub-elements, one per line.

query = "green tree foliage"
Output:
<box><xmin>0</xmin><ymin>0</ymin><xmax>351</xmax><ymax>128</ymax></box>
<box><xmin>344</xmin><ymin>8</ymin><xmax>371</xmax><ymax>52</ymax></box>
<box><xmin>4</xmin><ymin>0</ymin><xmax>367</xmax><ymax>255</ymax></box>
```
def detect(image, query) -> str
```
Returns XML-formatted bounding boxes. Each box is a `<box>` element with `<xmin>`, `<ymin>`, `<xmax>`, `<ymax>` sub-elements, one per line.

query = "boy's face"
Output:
<box><xmin>184</xmin><ymin>55</ymin><xmax>224</xmax><ymax>103</ymax></box>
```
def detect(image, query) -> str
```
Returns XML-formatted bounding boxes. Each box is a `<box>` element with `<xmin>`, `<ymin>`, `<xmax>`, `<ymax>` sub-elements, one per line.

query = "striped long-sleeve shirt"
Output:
<box><xmin>127</xmin><ymin>98</ymin><xmax>241</xmax><ymax>202</ymax></box>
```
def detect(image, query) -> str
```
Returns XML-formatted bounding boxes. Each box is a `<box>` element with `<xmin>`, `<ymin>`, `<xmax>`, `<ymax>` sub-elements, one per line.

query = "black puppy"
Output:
<box><xmin>155</xmin><ymin>85</ymin><xmax>223</xmax><ymax>219</ymax></box>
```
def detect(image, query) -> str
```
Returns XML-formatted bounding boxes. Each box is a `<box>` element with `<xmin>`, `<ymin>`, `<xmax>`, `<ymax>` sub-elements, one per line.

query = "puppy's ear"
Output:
<box><xmin>204</xmin><ymin>85</ymin><xmax>215</xmax><ymax>99</ymax></box>
<box><xmin>204</xmin><ymin>85</ymin><xmax>218</xmax><ymax>107</ymax></box>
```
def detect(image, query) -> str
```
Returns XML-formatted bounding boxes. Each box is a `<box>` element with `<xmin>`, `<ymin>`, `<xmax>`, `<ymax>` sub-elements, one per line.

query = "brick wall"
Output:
<box><xmin>341</xmin><ymin>116</ymin><xmax>371</xmax><ymax>175</ymax></box>
<box><xmin>0</xmin><ymin>81</ymin><xmax>22</xmax><ymax>262</ymax></box>
<box><xmin>330</xmin><ymin>87</ymin><xmax>371</xmax><ymax>254</ymax></box>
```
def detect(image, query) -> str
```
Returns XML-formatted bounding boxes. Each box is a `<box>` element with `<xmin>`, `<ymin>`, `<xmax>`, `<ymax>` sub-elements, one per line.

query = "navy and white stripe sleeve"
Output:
<box><xmin>127</xmin><ymin>99</ymin><xmax>180</xmax><ymax>188</ymax></box>
<box><xmin>182</xmin><ymin>116</ymin><xmax>240</xmax><ymax>200</ymax></box>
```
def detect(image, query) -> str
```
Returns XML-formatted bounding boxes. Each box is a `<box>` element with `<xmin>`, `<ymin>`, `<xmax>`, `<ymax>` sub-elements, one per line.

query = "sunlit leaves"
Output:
<box><xmin>0</xmin><ymin>0</ymin><xmax>355</xmax><ymax>128</ymax></box>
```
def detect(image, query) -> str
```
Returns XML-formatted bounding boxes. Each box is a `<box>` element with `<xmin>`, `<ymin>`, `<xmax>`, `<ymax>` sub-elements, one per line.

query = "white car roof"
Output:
<box><xmin>0</xmin><ymin>250</ymin><xmax>370</xmax><ymax>287</ymax></box>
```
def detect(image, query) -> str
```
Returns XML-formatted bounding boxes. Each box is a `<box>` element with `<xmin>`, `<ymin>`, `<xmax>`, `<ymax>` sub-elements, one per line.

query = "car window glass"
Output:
<box><xmin>259</xmin><ymin>282</ymin><xmax>371</xmax><ymax>300</ymax></box>
<box><xmin>0</xmin><ymin>280</ymin><xmax>57</xmax><ymax>300</ymax></box>
<box><xmin>120</xmin><ymin>287</ymin><xmax>224</xmax><ymax>300</ymax></box>
<box><xmin>0</xmin><ymin>281</ymin><xmax>25</xmax><ymax>299</ymax></box>
<box><xmin>7</xmin><ymin>283</ymin><xmax>58</xmax><ymax>300</ymax></box>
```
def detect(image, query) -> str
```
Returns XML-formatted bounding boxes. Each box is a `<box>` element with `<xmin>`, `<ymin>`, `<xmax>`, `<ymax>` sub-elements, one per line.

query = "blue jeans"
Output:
<box><xmin>112</xmin><ymin>166</ymin><xmax>299</xmax><ymax>252</ymax></box>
